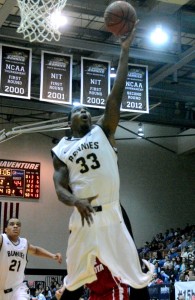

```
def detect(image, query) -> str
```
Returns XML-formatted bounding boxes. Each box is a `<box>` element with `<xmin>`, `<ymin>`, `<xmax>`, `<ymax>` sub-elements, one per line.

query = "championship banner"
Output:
<box><xmin>0</xmin><ymin>201</ymin><xmax>20</xmax><ymax>233</ymax></box>
<box><xmin>40</xmin><ymin>51</ymin><xmax>72</xmax><ymax>104</ymax></box>
<box><xmin>175</xmin><ymin>281</ymin><xmax>195</xmax><ymax>300</ymax></box>
<box><xmin>0</xmin><ymin>44</ymin><xmax>32</xmax><ymax>99</ymax></box>
<box><xmin>81</xmin><ymin>57</ymin><xmax>110</xmax><ymax>109</ymax></box>
<box><xmin>121</xmin><ymin>64</ymin><xmax>149</xmax><ymax>113</ymax></box>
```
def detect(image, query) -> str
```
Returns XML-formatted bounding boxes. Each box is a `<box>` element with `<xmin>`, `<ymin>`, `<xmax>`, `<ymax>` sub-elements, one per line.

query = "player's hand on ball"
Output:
<box><xmin>120</xmin><ymin>19</ymin><xmax>139</xmax><ymax>48</ymax></box>
<box><xmin>104</xmin><ymin>1</ymin><xmax>137</xmax><ymax>36</ymax></box>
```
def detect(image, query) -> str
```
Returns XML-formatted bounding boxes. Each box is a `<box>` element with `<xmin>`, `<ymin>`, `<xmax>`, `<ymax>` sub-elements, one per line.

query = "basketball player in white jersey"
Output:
<box><xmin>52</xmin><ymin>23</ymin><xmax>154</xmax><ymax>297</ymax></box>
<box><xmin>0</xmin><ymin>218</ymin><xmax>62</xmax><ymax>300</ymax></box>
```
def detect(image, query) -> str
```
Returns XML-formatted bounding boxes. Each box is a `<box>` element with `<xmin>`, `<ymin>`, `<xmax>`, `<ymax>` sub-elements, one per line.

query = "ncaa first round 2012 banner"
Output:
<box><xmin>0</xmin><ymin>44</ymin><xmax>32</xmax><ymax>99</ymax></box>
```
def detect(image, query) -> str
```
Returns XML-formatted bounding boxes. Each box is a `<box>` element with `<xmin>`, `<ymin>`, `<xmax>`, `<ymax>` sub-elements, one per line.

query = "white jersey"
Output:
<box><xmin>52</xmin><ymin>125</ymin><xmax>154</xmax><ymax>291</ymax></box>
<box><xmin>53</xmin><ymin>125</ymin><xmax>119</xmax><ymax>206</ymax></box>
<box><xmin>0</xmin><ymin>233</ymin><xmax>28</xmax><ymax>290</ymax></box>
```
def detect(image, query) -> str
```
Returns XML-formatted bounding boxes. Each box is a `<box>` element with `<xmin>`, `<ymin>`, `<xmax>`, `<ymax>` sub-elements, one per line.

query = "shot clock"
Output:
<box><xmin>0</xmin><ymin>159</ymin><xmax>40</xmax><ymax>199</ymax></box>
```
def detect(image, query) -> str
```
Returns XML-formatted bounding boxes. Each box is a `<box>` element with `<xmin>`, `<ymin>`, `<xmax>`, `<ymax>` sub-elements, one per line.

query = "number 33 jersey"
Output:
<box><xmin>52</xmin><ymin>125</ymin><xmax>120</xmax><ymax>206</ymax></box>
<box><xmin>0</xmin><ymin>234</ymin><xmax>28</xmax><ymax>290</ymax></box>
<box><xmin>52</xmin><ymin>125</ymin><xmax>155</xmax><ymax>290</ymax></box>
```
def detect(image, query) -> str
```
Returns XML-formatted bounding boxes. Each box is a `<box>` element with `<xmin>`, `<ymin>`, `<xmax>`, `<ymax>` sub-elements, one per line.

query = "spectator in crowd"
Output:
<box><xmin>165</xmin><ymin>237</ymin><xmax>176</xmax><ymax>250</ymax></box>
<box><xmin>158</xmin><ymin>255</ymin><xmax>166</xmax><ymax>268</ymax></box>
<box><xmin>45</xmin><ymin>286</ymin><xmax>52</xmax><ymax>300</ymax></box>
<box><xmin>163</xmin><ymin>229</ymin><xmax>170</xmax><ymax>241</ymax></box>
<box><xmin>168</xmin><ymin>247</ymin><xmax>180</xmax><ymax>260</ymax></box>
<box><xmin>160</xmin><ymin>270</ymin><xmax>170</xmax><ymax>283</ymax></box>
<box><xmin>51</xmin><ymin>282</ymin><xmax>61</xmax><ymax>297</ymax></box>
<box><xmin>148</xmin><ymin>273</ymin><xmax>163</xmax><ymax>286</ymax></box>
<box><xmin>153</xmin><ymin>262</ymin><xmax>161</xmax><ymax>277</ymax></box>
<box><xmin>178</xmin><ymin>236</ymin><xmax>188</xmax><ymax>250</ymax></box>
<box><xmin>152</xmin><ymin>233</ymin><xmax>164</xmax><ymax>244</ymax></box>
<box><xmin>149</xmin><ymin>253</ymin><xmax>158</xmax><ymax>265</ymax></box>
<box><xmin>173</xmin><ymin>256</ymin><xmax>182</xmax><ymax>281</ymax></box>
<box><xmin>165</xmin><ymin>264</ymin><xmax>176</xmax><ymax>283</ymax></box>
<box><xmin>141</xmin><ymin>224</ymin><xmax>195</xmax><ymax>285</ymax></box>
<box><xmin>50</xmin><ymin>278</ymin><xmax>56</xmax><ymax>290</ymax></box>
<box><xmin>139</xmin><ymin>242</ymin><xmax>151</xmax><ymax>258</ymax></box>
<box><xmin>168</xmin><ymin>228</ymin><xmax>175</xmax><ymax>239</ymax></box>
<box><xmin>180</xmin><ymin>246</ymin><xmax>188</xmax><ymax>259</ymax></box>
<box><xmin>162</xmin><ymin>255</ymin><xmax>172</xmax><ymax>269</ymax></box>
<box><xmin>179</xmin><ymin>235</ymin><xmax>192</xmax><ymax>250</ymax></box>
<box><xmin>35</xmin><ymin>288</ymin><xmax>46</xmax><ymax>300</ymax></box>
<box><xmin>188</xmin><ymin>267</ymin><xmax>195</xmax><ymax>281</ymax></box>
<box><xmin>179</xmin><ymin>257</ymin><xmax>188</xmax><ymax>279</ymax></box>
<box><xmin>183</xmin><ymin>270</ymin><xmax>190</xmax><ymax>281</ymax></box>
<box><xmin>187</xmin><ymin>245</ymin><xmax>195</xmax><ymax>263</ymax></box>
<box><xmin>156</xmin><ymin>243</ymin><xmax>165</xmax><ymax>260</ymax></box>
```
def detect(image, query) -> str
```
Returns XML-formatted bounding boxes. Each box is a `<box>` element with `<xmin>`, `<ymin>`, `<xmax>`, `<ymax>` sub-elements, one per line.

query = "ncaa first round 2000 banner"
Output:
<box><xmin>121</xmin><ymin>64</ymin><xmax>149</xmax><ymax>113</ymax></box>
<box><xmin>0</xmin><ymin>44</ymin><xmax>32</xmax><ymax>99</ymax></box>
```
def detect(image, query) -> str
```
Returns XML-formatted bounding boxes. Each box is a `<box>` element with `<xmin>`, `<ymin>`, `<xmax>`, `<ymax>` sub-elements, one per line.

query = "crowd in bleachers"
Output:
<box><xmin>30</xmin><ymin>223</ymin><xmax>195</xmax><ymax>299</ymax></box>
<box><xmin>30</xmin><ymin>277</ymin><xmax>88</xmax><ymax>299</ymax></box>
<box><xmin>29</xmin><ymin>278</ymin><xmax>63</xmax><ymax>300</ymax></box>
<box><xmin>138</xmin><ymin>223</ymin><xmax>195</xmax><ymax>286</ymax></box>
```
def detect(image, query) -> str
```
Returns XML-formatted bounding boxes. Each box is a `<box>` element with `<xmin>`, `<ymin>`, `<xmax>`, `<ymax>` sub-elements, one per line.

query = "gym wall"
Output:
<box><xmin>0</xmin><ymin>124</ymin><xmax>195</xmax><ymax>270</ymax></box>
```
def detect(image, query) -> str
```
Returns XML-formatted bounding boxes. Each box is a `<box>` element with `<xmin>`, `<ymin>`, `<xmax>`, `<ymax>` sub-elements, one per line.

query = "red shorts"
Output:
<box><xmin>87</xmin><ymin>258</ymin><xmax>129</xmax><ymax>300</ymax></box>
<box><xmin>88</xmin><ymin>284</ymin><xmax>129</xmax><ymax>300</ymax></box>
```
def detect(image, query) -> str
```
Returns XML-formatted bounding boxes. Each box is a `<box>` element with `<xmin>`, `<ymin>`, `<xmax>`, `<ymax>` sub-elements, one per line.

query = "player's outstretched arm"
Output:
<box><xmin>98</xmin><ymin>22</ymin><xmax>137</xmax><ymax>144</ymax></box>
<box><xmin>28</xmin><ymin>244</ymin><xmax>62</xmax><ymax>264</ymax></box>
<box><xmin>55</xmin><ymin>285</ymin><xmax>66</xmax><ymax>300</ymax></box>
<box><xmin>0</xmin><ymin>235</ymin><xmax>2</xmax><ymax>250</ymax></box>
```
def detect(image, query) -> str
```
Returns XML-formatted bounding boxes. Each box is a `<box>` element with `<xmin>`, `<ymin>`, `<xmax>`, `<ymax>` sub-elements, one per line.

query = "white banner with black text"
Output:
<box><xmin>175</xmin><ymin>281</ymin><xmax>195</xmax><ymax>300</ymax></box>
<box><xmin>40</xmin><ymin>51</ymin><xmax>72</xmax><ymax>104</ymax></box>
<box><xmin>0</xmin><ymin>44</ymin><xmax>32</xmax><ymax>99</ymax></box>
<box><xmin>121</xmin><ymin>64</ymin><xmax>149</xmax><ymax>113</ymax></box>
<box><xmin>81</xmin><ymin>57</ymin><xmax>110</xmax><ymax>109</ymax></box>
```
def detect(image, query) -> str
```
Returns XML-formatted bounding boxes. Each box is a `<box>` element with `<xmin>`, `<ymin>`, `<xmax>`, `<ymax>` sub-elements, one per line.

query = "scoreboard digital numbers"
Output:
<box><xmin>0</xmin><ymin>159</ymin><xmax>40</xmax><ymax>199</ymax></box>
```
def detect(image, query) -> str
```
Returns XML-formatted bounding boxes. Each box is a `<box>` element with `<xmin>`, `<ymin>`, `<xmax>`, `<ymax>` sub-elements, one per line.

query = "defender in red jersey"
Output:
<box><xmin>87</xmin><ymin>258</ymin><xmax>129</xmax><ymax>300</ymax></box>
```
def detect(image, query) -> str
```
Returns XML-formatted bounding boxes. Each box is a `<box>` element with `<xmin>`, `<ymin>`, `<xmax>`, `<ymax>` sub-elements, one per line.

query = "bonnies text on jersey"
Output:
<box><xmin>7</xmin><ymin>251</ymin><xmax>25</xmax><ymax>259</ymax></box>
<box><xmin>69</xmin><ymin>142</ymin><xmax>99</xmax><ymax>162</ymax></box>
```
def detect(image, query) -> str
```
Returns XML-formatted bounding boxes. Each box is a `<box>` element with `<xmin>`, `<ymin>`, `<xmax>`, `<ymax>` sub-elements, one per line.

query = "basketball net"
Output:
<box><xmin>17</xmin><ymin>0</ymin><xmax>67</xmax><ymax>43</ymax></box>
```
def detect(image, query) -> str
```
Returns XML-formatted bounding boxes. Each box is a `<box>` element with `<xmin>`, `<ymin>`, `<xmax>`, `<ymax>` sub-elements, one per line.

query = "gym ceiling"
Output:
<box><xmin>0</xmin><ymin>0</ymin><xmax>195</xmax><ymax>139</ymax></box>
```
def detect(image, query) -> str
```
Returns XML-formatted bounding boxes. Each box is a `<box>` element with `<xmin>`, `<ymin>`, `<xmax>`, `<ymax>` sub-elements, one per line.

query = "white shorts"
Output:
<box><xmin>0</xmin><ymin>282</ymin><xmax>30</xmax><ymax>300</ymax></box>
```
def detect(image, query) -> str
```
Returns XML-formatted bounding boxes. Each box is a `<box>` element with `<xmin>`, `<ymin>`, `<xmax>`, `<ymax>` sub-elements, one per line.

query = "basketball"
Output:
<box><xmin>104</xmin><ymin>1</ymin><xmax>137</xmax><ymax>36</ymax></box>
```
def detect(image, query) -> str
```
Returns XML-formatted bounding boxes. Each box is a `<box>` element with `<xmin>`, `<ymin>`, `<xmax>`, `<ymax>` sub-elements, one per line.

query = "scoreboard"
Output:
<box><xmin>0</xmin><ymin>159</ymin><xmax>40</xmax><ymax>199</ymax></box>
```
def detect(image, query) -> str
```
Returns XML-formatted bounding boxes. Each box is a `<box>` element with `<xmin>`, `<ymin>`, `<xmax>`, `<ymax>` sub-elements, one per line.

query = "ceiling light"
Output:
<box><xmin>150</xmin><ymin>25</ymin><xmax>168</xmax><ymax>45</ymax></box>
<box><xmin>110</xmin><ymin>67</ymin><xmax>116</xmax><ymax>78</ymax></box>
<box><xmin>72</xmin><ymin>101</ymin><xmax>81</xmax><ymax>107</ymax></box>
<box><xmin>137</xmin><ymin>123</ymin><xmax>144</xmax><ymax>138</ymax></box>
<box><xmin>50</xmin><ymin>10</ymin><xmax>67</xmax><ymax>29</ymax></box>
